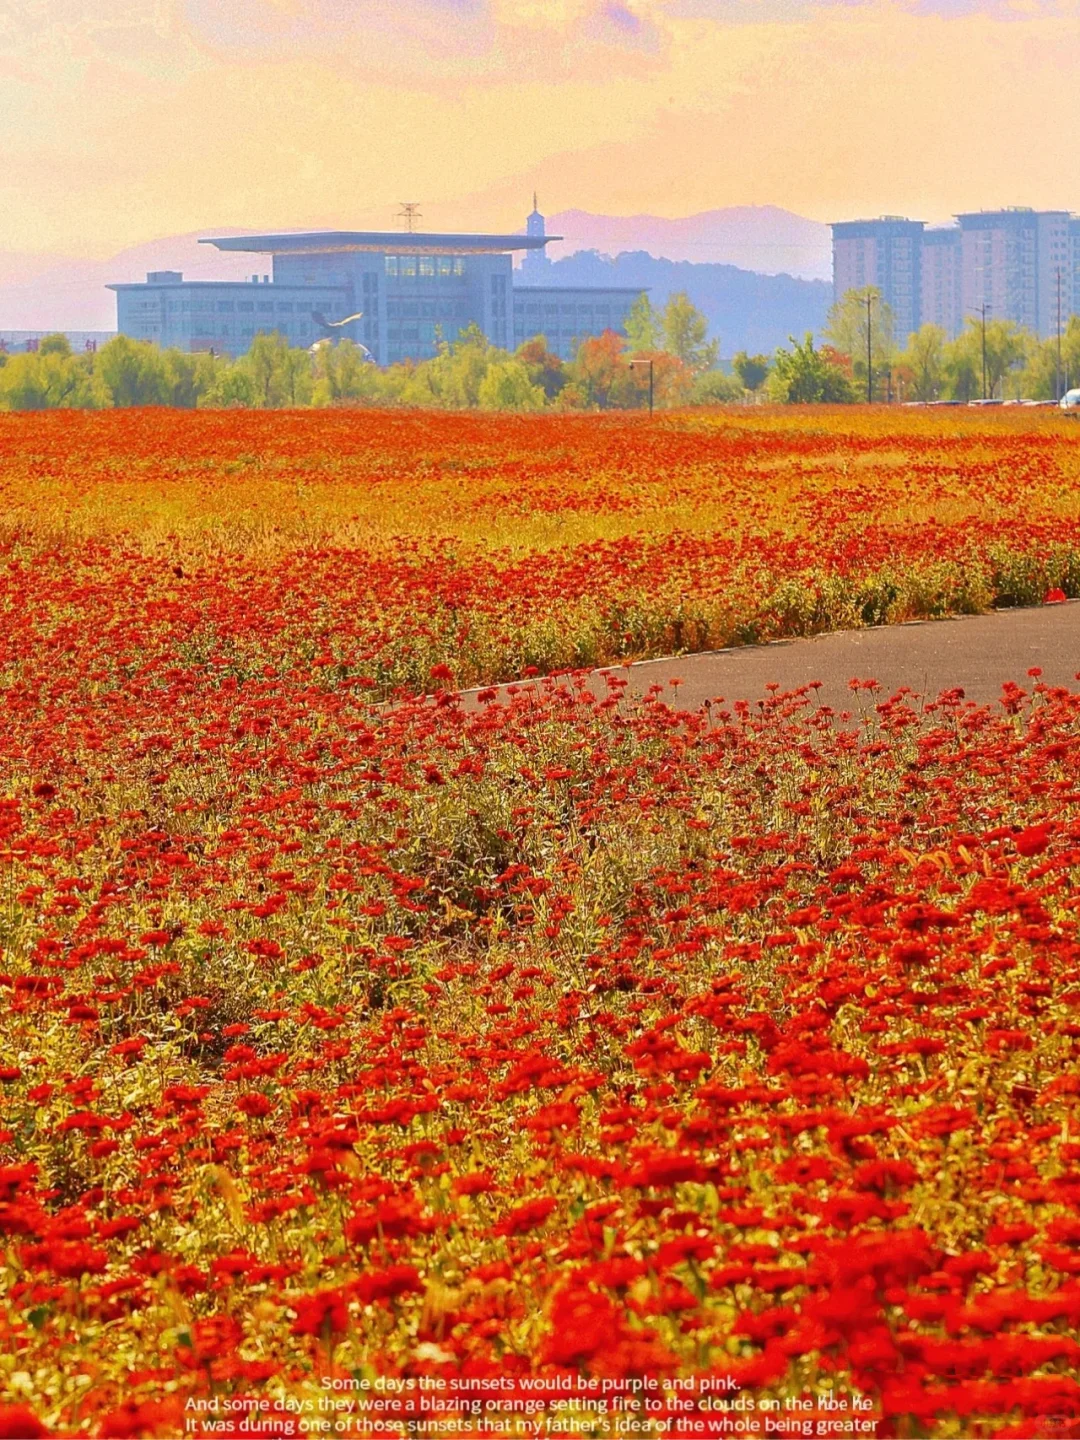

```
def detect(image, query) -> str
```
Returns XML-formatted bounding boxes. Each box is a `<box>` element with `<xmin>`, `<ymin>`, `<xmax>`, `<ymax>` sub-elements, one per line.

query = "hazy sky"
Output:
<box><xmin>2</xmin><ymin>0</ymin><xmax>1079</xmax><ymax>257</ymax></box>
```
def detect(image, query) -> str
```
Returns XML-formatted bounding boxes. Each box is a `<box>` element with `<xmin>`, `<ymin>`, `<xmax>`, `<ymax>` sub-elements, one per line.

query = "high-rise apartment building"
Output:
<box><xmin>834</xmin><ymin>208</ymin><xmax>1079</xmax><ymax>346</ymax></box>
<box><xmin>919</xmin><ymin>227</ymin><xmax>963</xmax><ymax>338</ymax></box>
<box><xmin>830</xmin><ymin>217</ymin><xmax>925</xmax><ymax>341</ymax></box>
<box><xmin>956</xmin><ymin>209</ymin><xmax>1071</xmax><ymax>339</ymax></box>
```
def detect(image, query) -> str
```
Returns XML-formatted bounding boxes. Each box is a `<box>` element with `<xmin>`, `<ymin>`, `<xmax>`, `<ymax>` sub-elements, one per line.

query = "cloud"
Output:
<box><xmin>666</xmin><ymin>0</ymin><xmax>1079</xmax><ymax>16</ymax></box>
<box><xmin>2</xmin><ymin>0</ymin><xmax>1080</xmax><ymax>259</ymax></box>
<box><xmin>600</xmin><ymin>2</ymin><xmax>644</xmax><ymax>30</ymax></box>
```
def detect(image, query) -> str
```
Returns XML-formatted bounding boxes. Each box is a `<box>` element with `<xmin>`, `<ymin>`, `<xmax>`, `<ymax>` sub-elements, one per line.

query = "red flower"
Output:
<box><xmin>542</xmin><ymin>1286</ymin><xmax>622</xmax><ymax>1366</ymax></box>
<box><xmin>96</xmin><ymin>1399</ymin><xmax>184</xmax><ymax>1438</ymax></box>
<box><xmin>494</xmin><ymin>1196</ymin><xmax>557</xmax><ymax>1235</ymax></box>
<box><xmin>353</xmin><ymin>1264</ymin><xmax>422</xmax><ymax>1304</ymax></box>
<box><xmin>291</xmin><ymin>1287</ymin><xmax>350</xmax><ymax>1338</ymax></box>
<box><xmin>0</xmin><ymin>1406</ymin><xmax>50</xmax><ymax>1439</ymax></box>
<box><xmin>1015</xmin><ymin>824</ymin><xmax>1052</xmax><ymax>857</ymax></box>
<box><xmin>236</xmin><ymin>1092</ymin><xmax>273</xmax><ymax>1118</ymax></box>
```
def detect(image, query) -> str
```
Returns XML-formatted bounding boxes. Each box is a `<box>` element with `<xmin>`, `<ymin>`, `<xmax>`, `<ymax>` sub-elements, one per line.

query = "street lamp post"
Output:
<box><xmin>629</xmin><ymin>358</ymin><xmax>654</xmax><ymax>416</ymax></box>
<box><xmin>1057</xmin><ymin>267</ymin><xmax>1063</xmax><ymax>404</ymax></box>
<box><xmin>865</xmin><ymin>291</ymin><xmax>873</xmax><ymax>404</ymax></box>
<box><xmin>980</xmin><ymin>304</ymin><xmax>988</xmax><ymax>400</ymax></box>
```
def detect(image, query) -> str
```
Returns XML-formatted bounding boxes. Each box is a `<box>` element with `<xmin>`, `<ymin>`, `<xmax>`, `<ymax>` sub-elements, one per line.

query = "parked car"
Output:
<box><xmin>1061</xmin><ymin>389</ymin><xmax>1080</xmax><ymax>415</ymax></box>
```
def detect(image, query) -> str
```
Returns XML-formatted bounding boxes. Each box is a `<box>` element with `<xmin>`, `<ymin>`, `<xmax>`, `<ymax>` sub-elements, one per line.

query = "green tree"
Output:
<box><xmin>624</xmin><ymin>294</ymin><xmax>662</xmax><ymax>352</ymax></box>
<box><xmin>1018</xmin><ymin>319</ymin><xmax>1080</xmax><ymax>400</ymax></box>
<box><xmin>38</xmin><ymin>333</ymin><xmax>72</xmax><ymax>358</ymax></box>
<box><xmin>311</xmin><ymin>339</ymin><xmax>382</xmax><ymax>406</ymax></box>
<box><xmin>477</xmin><ymin>358</ymin><xmax>545</xmax><ymax>410</ymax></box>
<box><xmin>205</xmin><ymin>364</ymin><xmax>256</xmax><ymax>408</ymax></box>
<box><xmin>690</xmin><ymin>368</ymin><xmax>741</xmax><ymax>405</ymax></box>
<box><xmin>732</xmin><ymin>351</ymin><xmax>771</xmax><ymax>393</ymax></box>
<box><xmin>420</xmin><ymin>324</ymin><xmax>493</xmax><ymax>408</ymax></box>
<box><xmin>661</xmin><ymin>292</ymin><xmax>718</xmax><ymax>372</ymax></box>
<box><xmin>1065</xmin><ymin>316</ymin><xmax>1080</xmax><ymax>393</ymax></box>
<box><xmin>95</xmin><ymin>335</ymin><xmax>170</xmax><ymax>407</ymax></box>
<box><xmin>161</xmin><ymin>349</ymin><xmax>217</xmax><ymax>408</ymax></box>
<box><xmin>943</xmin><ymin>317</ymin><xmax>1028</xmax><ymax>401</ymax></box>
<box><xmin>899</xmin><ymin>324</ymin><xmax>947</xmax><ymax>402</ymax></box>
<box><xmin>769</xmin><ymin>334</ymin><xmax>856</xmax><ymax>404</ymax></box>
<box><xmin>825</xmin><ymin>287</ymin><xmax>895</xmax><ymax>399</ymax></box>
<box><xmin>0</xmin><ymin>348</ymin><xmax>96</xmax><ymax>410</ymax></box>
<box><xmin>246</xmin><ymin>332</ymin><xmax>285</xmax><ymax>407</ymax></box>
<box><xmin>232</xmin><ymin>331</ymin><xmax>314</xmax><ymax>408</ymax></box>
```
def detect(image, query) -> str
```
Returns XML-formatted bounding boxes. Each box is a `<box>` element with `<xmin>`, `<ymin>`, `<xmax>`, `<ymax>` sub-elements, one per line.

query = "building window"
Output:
<box><xmin>237</xmin><ymin>301</ymin><xmax>254</xmax><ymax>313</ymax></box>
<box><xmin>419</xmin><ymin>257</ymin><xmax>435</xmax><ymax>278</ymax></box>
<box><xmin>217</xmin><ymin>301</ymin><xmax>234</xmax><ymax>313</ymax></box>
<box><xmin>277</xmin><ymin>302</ymin><xmax>294</xmax><ymax>313</ymax></box>
<box><xmin>400</xmin><ymin>257</ymin><xmax>417</xmax><ymax>279</ymax></box>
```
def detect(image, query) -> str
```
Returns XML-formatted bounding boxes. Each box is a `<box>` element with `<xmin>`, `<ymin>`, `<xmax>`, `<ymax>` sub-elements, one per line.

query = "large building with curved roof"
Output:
<box><xmin>109</xmin><ymin>204</ymin><xmax>643</xmax><ymax>364</ymax></box>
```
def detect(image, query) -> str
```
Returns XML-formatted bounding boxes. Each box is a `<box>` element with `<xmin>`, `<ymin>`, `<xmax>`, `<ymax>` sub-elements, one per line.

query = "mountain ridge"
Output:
<box><xmin>0</xmin><ymin>208</ymin><xmax>834</xmax><ymax>339</ymax></box>
<box><xmin>541</xmin><ymin>206</ymin><xmax>831</xmax><ymax>281</ymax></box>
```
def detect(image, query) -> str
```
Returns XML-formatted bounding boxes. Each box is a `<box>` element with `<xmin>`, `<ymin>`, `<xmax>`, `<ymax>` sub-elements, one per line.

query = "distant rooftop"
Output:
<box><xmin>835</xmin><ymin>214</ymin><xmax>927</xmax><ymax>228</ymax></box>
<box><xmin>200</xmin><ymin>231</ymin><xmax>561</xmax><ymax>256</ymax></box>
<box><xmin>955</xmin><ymin>208</ymin><xmax>1071</xmax><ymax>225</ymax></box>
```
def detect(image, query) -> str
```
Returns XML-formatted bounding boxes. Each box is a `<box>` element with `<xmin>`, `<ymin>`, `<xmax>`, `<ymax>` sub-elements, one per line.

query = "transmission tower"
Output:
<box><xmin>397</xmin><ymin>203</ymin><xmax>422</xmax><ymax>233</ymax></box>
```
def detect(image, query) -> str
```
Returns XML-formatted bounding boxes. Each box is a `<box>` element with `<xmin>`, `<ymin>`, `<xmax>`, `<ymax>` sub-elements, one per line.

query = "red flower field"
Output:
<box><xmin>2</xmin><ymin>407</ymin><xmax>1080</xmax><ymax>1438</ymax></box>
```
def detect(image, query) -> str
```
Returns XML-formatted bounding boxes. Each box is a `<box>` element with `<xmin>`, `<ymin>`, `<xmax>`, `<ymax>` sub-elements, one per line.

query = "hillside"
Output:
<box><xmin>543</xmin><ymin>205</ymin><xmax>831</xmax><ymax>281</ymax></box>
<box><xmin>519</xmin><ymin>250</ymin><xmax>832</xmax><ymax>356</ymax></box>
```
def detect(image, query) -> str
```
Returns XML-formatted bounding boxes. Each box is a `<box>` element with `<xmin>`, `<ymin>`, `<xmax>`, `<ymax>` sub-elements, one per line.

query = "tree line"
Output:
<box><xmin>0</xmin><ymin>293</ymin><xmax>741</xmax><ymax>413</ymax></box>
<box><xmin>4</xmin><ymin>287</ymin><xmax>1075</xmax><ymax>412</ymax></box>
<box><xmin>807</xmin><ymin>287</ymin><xmax>1080</xmax><ymax>403</ymax></box>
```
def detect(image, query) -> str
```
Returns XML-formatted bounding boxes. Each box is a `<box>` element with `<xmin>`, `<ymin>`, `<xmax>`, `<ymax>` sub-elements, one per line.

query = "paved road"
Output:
<box><xmin>467</xmin><ymin>603</ymin><xmax>1080</xmax><ymax>714</ymax></box>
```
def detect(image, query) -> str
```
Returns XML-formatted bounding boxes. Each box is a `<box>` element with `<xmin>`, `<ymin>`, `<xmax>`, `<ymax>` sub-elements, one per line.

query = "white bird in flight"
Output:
<box><xmin>313</xmin><ymin>310</ymin><xmax>364</xmax><ymax>329</ymax></box>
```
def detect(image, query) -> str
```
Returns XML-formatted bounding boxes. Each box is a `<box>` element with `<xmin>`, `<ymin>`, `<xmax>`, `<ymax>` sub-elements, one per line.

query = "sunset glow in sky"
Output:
<box><xmin>2</xmin><ymin>0</ymin><xmax>1079</xmax><ymax>258</ymax></box>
